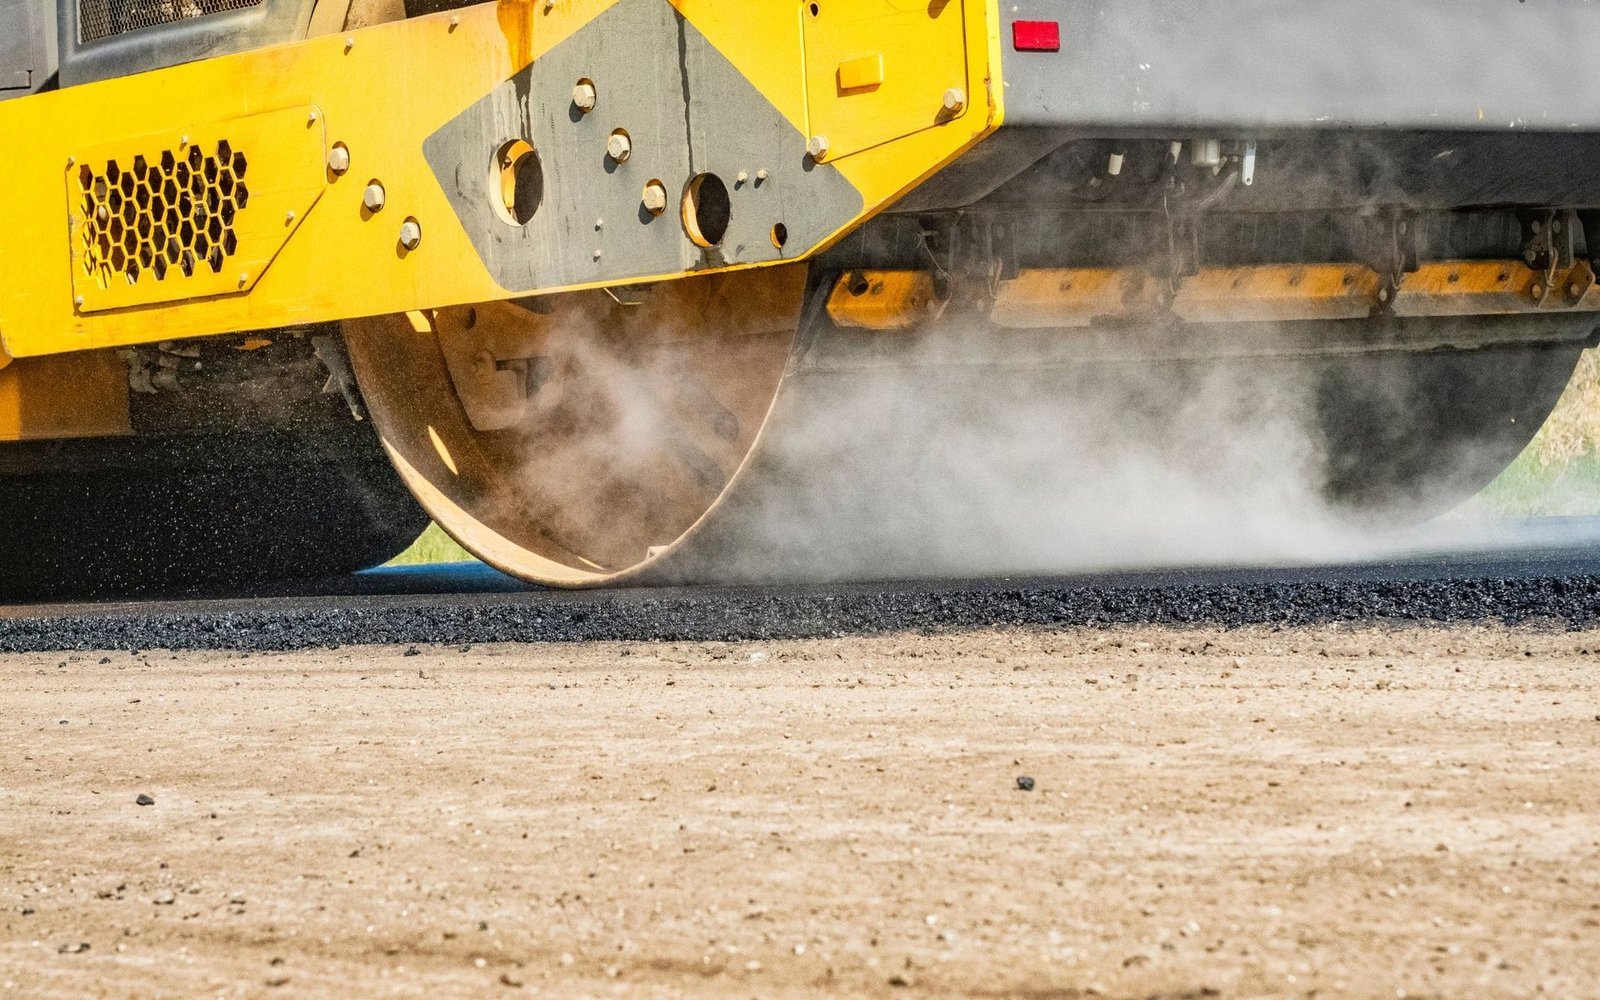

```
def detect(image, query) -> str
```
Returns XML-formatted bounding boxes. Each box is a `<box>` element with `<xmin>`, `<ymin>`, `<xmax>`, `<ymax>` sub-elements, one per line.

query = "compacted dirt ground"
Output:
<box><xmin>3</xmin><ymin>625</ymin><xmax>1599</xmax><ymax>999</ymax></box>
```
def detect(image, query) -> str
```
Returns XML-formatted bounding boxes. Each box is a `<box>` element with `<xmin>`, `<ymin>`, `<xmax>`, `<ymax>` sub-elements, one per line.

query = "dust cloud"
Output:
<box><xmin>671</xmin><ymin>328</ymin><xmax>1384</xmax><ymax>582</ymax></box>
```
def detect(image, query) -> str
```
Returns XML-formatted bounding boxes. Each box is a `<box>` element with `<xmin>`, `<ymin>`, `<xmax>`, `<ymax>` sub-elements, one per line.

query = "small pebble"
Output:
<box><xmin>135</xmin><ymin>793</ymin><xmax>155</xmax><ymax>806</ymax></box>
<box><xmin>152</xmin><ymin>890</ymin><xmax>176</xmax><ymax>905</ymax></box>
<box><xmin>57</xmin><ymin>942</ymin><xmax>89</xmax><ymax>954</ymax></box>
<box><xmin>1016</xmin><ymin>775</ymin><xmax>1035</xmax><ymax>792</ymax></box>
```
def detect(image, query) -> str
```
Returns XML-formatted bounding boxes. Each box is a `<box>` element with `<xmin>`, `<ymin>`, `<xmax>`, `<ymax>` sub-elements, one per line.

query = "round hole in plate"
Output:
<box><xmin>492</xmin><ymin>139</ymin><xmax>543</xmax><ymax>226</ymax></box>
<box><xmin>770</xmin><ymin>222</ymin><xmax>788</xmax><ymax>249</ymax></box>
<box><xmin>682</xmin><ymin>172</ymin><xmax>731</xmax><ymax>248</ymax></box>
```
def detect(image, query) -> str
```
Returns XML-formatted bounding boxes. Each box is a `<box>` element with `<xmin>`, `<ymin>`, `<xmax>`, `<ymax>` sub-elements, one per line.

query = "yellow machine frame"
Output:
<box><xmin>0</xmin><ymin>0</ymin><xmax>1005</xmax><ymax>359</ymax></box>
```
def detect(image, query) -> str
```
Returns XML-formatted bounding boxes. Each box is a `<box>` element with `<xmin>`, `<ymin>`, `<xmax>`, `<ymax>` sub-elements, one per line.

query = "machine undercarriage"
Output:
<box><xmin>1</xmin><ymin>0</ymin><xmax>1598</xmax><ymax>592</ymax></box>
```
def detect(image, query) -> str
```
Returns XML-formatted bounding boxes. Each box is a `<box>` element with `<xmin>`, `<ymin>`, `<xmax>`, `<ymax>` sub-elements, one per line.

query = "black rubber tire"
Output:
<box><xmin>0</xmin><ymin>431</ymin><xmax>428</xmax><ymax>599</ymax></box>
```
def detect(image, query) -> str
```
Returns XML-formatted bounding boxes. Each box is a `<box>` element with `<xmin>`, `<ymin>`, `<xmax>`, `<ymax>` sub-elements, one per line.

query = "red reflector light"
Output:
<box><xmin>1012</xmin><ymin>20</ymin><xmax>1060</xmax><ymax>52</ymax></box>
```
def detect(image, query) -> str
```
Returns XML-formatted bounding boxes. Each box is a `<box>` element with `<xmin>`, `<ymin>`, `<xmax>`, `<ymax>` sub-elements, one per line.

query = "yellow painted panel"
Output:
<box><xmin>0</xmin><ymin>0</ymin><xmax>1004</xmax><ymax>359</ymax></box>
<box><xmin>801</xmin><ymin>0</ymin><xmax>968</xmax><ymax>160</ymax></box>
<box><xmin>0</xmin><ymin>350</ymin><xmax>130</xmax><ymax>441</ymax></box>
<box><xmin>69</xmin><ymin>106</ymin><xmax>328</xmax><ymax>312</ymax></box>
<box><xmin>0</xmin><ymin>0</ymin><xmax>609</xmax><ymax>357</ymax></box>
<box><xmin>682</xmin><ymin>0</ymin><xmax>1002</xmax><ymax>250</ymax></box>
<box><xmin>837</xmin><ymin>53</ymin><xmax>884</xmax><ymax>92</ymax></box>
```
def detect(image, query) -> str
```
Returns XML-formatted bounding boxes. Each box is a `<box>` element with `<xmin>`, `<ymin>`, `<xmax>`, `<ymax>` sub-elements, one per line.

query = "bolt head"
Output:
<box><xmin>363</xmin><ymin>183</ymin><xmax>386</xmax><ymax>212</ymax></box>
<box><xmin>942</xmin><ymin>87</ymin><xmax>967</xmax><ymax>113</ymax></box>
<box><xmin>572</xmin><ymin>82</ymin><xmax>597</xmax><ymax>112</ymax></box>
<box><xmin>641</xmin><ymin>181</ymin><xmax>668</xmax><ymax>215</ymax></box>
<box><xmin>806</xmin><ymin>135</ymin><xmax>830</xmax><ymax>161</ymax></box>
<box><xmin>327</xmin><ymin>145</ymin><xmax>351</xmax><ymax>175</ymax></box>
<box><xmin>399</xmin><ymin>219</ymin><xmax>422</xmax><ymax>250</ymax></box>
<box><xmin>606</xmin><ymin>132</ymin><xmax>632</xmax><ymax>163</ymax></box>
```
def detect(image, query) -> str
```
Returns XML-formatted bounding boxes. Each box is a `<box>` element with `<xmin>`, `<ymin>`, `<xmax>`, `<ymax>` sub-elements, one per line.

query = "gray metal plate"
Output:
<box><xmin>422</xmin><ymin>0</ymin><xmax>862</xmax><ymax>294</ymax></box>
<box><xmin>1001</xmin><ymin>1</ymin><xmax>1600</xmax><ymax>132</ymax></box>
<box><xmin>1</xmin><ymin>0</ymin><xmax>55</xmax><ymax>95</ymax></box>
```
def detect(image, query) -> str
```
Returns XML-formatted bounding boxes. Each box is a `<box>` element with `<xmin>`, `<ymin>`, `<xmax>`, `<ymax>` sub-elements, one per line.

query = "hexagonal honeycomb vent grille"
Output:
<box><xmin>75</xmin><ymin>141</ymin><xmax>249</xmax><ymax>292</ymax></box>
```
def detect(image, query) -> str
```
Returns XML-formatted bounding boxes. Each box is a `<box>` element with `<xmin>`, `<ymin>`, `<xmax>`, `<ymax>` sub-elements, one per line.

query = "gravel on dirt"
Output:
<box><xmin>3</xmin><ymin>624</ymin><xmax>1598</xmax><ymax>998</ymax></box>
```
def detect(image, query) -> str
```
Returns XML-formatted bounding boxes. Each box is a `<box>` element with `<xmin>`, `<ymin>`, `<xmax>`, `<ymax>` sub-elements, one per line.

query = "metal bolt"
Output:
<box><xmin>238</xmin><ymin>273</ymin><xmax>249</xmax><ymax>286</ymax></box>
<box><xmin>307</xmin><ymin>110</ymin><xmax>318</xmax><ymax>124</ymax></box>
<box><xmin>807</xmin><ymin>135</ymin><xmax>830</xmax><ymax>161</ymax></box>
<box><xmin>448</xmin><ymin>14</ymin><xmax>459</xmax><ymax>27</ymax></box>
<box><xmin>595</xmin><ymin>218</ymin><xmax>604</xmax><ymax>230</ymax></box>
<box><xmin>1532</xmin><ymin>284</ymin><xmax>1545</xmax><ymax>298</ymax></box>
<box><xmin>1570</xmin><ymin>282</ymin><xmax>1583</xmax><ymax>298</ymax></box>
<box><xmin>96</xmin><ymin>205</ymin><xmax>108</xmax><ymax>222</ymax></box>
<box><xmin>66</xmin><ymin>156</ymin><xmax>75</xmax><ymax>167</ymax></box>
<box><xmin>179</xmin><ymin>135</ymin><xmax>189</xmax><ymax>147</ymax></box>
<box><xmin>756</xmin><ymin>169</ymin><xmax>769</xmax><ymax>182</ymax></box>
<box><xmin>606</xmin><ymin>131</ymin><xmax>632</xmax><ymax>163</ymax></box>
<box><xmin>572</xmin><ymin>81</ymin><xmax>597</xmax><ymax>112</ymax></box>
<box><xmin>327</xmin><ymin>145</ymin><xmax>350</xmax><ymax>175</ymax></box>
<box><xmin>641</xmin><ymin>180</ymin><xmax>668</xmax><ymax>215</ymax></box>
<box><xmin>363</xmin><ymin>182</ymin><xmax>386</xmax><ymax>212</ymax></box>
<box><xmin>73</xmin><ymin>295</ymin><xmax>84</xmax><ymax>308</ymax></box>
<box><xmin>344</xmin><ymin>35</ymin><xmax>355</xmax><ymax>50</ymax></box>
<box><xmin>593</xmin><ymin>248</ymin><xmax>603</xmax><ymax>259</ymax></box>
<box><xmin>736</xmin><ymin>170</ymin><xmax>749</xmax><ymax>184</ymax></box>
<box><xmin>942</xmin><ymin>87</ymin><xmax>966</xmax><ymax>113</ymax></box>
<box><xmin>399</xmin><ymin>219</ymin><xmax>422</xmax><ymax>250</ymax></box>
<box><xmin>285</xmin><ymin>210</ymin><xmax>296</xmax><ymax>224</ymax></box>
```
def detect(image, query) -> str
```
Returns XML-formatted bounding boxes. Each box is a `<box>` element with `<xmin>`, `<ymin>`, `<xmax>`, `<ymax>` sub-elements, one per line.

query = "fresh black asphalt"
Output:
<box><xmin>3</xmin><ymin>518</ymin><xmax>1600</xmax><ymax>652</ymax></box>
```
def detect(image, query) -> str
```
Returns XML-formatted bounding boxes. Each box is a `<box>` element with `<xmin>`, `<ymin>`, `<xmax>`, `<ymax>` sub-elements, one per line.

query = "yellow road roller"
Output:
<box><xmin>1</xmin><ymin>0</ymin><xmax>1598</xmax><ymax>592</ymax></box>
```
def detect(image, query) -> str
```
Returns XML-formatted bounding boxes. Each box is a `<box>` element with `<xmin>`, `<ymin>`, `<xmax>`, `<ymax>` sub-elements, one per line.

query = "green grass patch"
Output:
<box><xmin>1464</xmin><ymin>449</ymin><xmax>1600</xmax><ymax>518</ymax></box>
<box><xmin>387</xmin><ymin>522</ymin><xmax>475</xmax><ymax>566</ymax></box>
